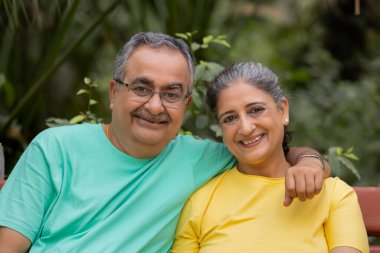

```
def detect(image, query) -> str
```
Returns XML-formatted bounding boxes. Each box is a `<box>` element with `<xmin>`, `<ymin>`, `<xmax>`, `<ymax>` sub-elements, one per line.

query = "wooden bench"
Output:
<box><xmin>0</xmin><ymin>181</ymin><xmax>378</xmax><ymax>251</ymax></box>
<box><xmin>354</xmin><ymin>187</ymin><xmax>380</xmax><ymax>253</ymax></box>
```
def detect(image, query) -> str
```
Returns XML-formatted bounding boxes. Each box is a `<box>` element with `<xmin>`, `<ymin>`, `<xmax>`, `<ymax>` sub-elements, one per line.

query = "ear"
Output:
<box><xmin>185</xmin><ymin>95</ymin><xmax>192</xmax><ymax>109</ymax></box>
<box><xmin>279</xmin><ymin>97</ymin><xmax>289</xmax><ymax>125</ymax></box>
<box><xmin>109</xmin><ymin>79</ymin><xmax>117</xmax><ymax>110</ymax></box>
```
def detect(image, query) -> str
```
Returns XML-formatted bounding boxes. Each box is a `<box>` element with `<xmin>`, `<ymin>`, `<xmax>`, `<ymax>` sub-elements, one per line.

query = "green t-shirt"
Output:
<box><xmin>0</xmin><ymin>124</ymin><xmax>234</xmax><ymax>252</ymax></box>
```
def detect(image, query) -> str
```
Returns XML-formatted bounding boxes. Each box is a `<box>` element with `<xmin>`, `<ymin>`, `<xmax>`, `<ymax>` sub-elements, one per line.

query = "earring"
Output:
<box><xmin>284</xmin><ymin>118</ymin><xmax>289</xmax><ymax>124</ymax></box>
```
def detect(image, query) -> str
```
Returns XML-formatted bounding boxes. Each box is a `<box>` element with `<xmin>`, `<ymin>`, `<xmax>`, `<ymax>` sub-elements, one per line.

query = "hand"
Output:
<box><xmin>283</xmin><ymin>158</ymin><xmax>324</xmax><ymax>206</ymax></box>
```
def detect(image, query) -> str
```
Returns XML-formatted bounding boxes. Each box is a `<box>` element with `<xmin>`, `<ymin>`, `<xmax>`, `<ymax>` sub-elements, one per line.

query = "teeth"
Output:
<box><xmin>242</xmin><ymin>135</ymin><xmax>262</xmax><ymax>145</ymax></box>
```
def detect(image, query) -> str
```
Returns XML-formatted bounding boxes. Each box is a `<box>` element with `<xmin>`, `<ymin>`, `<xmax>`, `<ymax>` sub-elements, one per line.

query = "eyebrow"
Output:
<box><xmin>217</xmin><ymin>101</ymin><xmax>267</xmax><ymax>121</ymax></box>
<box><xmin>131</xmin><ymin>77</ymin><xmax>184</xmax><ymax>91</ymax></box>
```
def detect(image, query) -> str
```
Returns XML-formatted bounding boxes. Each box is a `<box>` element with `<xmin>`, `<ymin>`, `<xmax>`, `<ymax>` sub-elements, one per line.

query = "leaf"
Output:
<box><xmin>343</xmin><ymin>153</ymin><xmax>359</xmax><ymax>161</ymax></box>
<box><xmin>45</xmin><ymin>117</ymin><xmax>70</xmax><ymax>127</ymax></box>
<box><xmin>69</xmin><ymin>114</ymin><xmax>86</xmax><ymax>124</ymax></box>
<box><xmin>89</xmin><ymin>99</ymin><xmax>98</xmax><ymax>105</ymax></box>
<box><xmin>191</xmin><ymin>42</ymin><xmax>200</xmax><ymax>52</ymax></box>
<box><xmin>346</xmin><ymin>146</ymin><xmax>354</xmax><ymax>153</ymax></box>
<box><xmin>336</xmin><ymin>147</ymin><xmax>343</xmax><ymax>155</ymax></box>
<box><xmin>89</xmin><ymin>82</ymin><xmax>98</xmax><ymax>88</ymax></box>
<box><xmin>202</xmin><ymin>35</ymin><xmax>213</xmax><ymax>44</ymax></box>
<box><xmin>84</xmin><ymin>77</ymin><xmax>91</xmax><ymax>85</ymax></box>
<box><xmin>210</xmin><ymin>124</ymin><xmax>222</xmax><ymax>137</ymax></box>
<box><xmin>337</xmin><ymin>156</ymin><xmax>361</xmax><ymax>180</ymax></box>
<box><xmin>212</xmin><ymin>39</ymin><xmax>231</xmax><ymax>48</ymax></box>
<box><xmin>327</xmin><ymin>154</ymin><xmax>342</xmax><ymax>176</ymax></box>
<box><xmin>191</xmin><ymin>89</ymin><xmax>202</xmax><ymax>109</ymax></box>
<box><xmin>77</xmin><ymin>89</ymin><xmax>89</xmax><ymax>95</ymax></box>
<box><xmin>175</xmin><ymin>33</ymin><xmax>188</xmax><ymax>40</ymax></box>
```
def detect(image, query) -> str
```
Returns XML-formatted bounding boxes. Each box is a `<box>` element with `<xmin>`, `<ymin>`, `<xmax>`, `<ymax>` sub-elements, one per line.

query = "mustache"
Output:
<box><xmin>132</xmin><ymin>108</ymin><xmax>171</xmax><ymax>123</ymax></box>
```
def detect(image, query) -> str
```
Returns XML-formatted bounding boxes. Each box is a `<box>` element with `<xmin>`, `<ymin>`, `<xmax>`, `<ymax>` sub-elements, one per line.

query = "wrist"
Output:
<box><xmin>296</xmin><ymin>154</ymin><xmax>325</xmax><ymax>171</ymax></box>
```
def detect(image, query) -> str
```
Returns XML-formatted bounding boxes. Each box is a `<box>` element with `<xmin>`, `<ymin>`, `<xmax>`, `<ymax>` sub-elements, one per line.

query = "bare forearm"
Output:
<box><xmin>0</xmin><ymin>227</ymin><xmax>31</xmax><ymax>253</ymax></box>
<box><xmin>330</xmin><ymin>246</ymin><xmax>363</xmax><ymax>253</ymax></box>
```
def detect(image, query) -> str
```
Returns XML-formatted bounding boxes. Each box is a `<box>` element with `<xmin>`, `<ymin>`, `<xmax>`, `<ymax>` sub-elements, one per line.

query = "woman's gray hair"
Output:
<box><xmin>113</xmin><ymin>32</ymin><xmax>195</xmax><ymax>94</ymax></box>
<box><xmin>207</xmin><ymin>62</ymin><xmax>283</xmax><ymax>112</ymax></box>
<box><xmin>206</xmin><ymin>61</ymin><xmax>292</xmax><ymax>153</ymax></box>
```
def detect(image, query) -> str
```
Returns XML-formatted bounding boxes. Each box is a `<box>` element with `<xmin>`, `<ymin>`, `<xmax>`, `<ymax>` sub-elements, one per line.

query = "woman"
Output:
<box><xmin>171</xmin><ymin>62</ymin><xmax>368</xmax><ymax>253</ymax></box>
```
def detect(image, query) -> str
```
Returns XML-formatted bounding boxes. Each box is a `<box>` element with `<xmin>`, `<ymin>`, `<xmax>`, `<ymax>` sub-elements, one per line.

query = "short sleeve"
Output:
<box><xmin>0</xmin><ymin>140</ymin><xmax>56</xmax><ymax>242</ymax></box>
<box><xmin>324</xmin><ymin>178</ymin><xmax>369</xmax><ymax>253</ymax></box>
<box><xmin>171</xmin><ymin>196</ymin><xmax>200</xmax><ymax>253</ymax></box>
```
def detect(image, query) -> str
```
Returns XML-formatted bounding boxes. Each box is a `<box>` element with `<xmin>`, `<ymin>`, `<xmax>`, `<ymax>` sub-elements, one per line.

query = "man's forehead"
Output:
<box><xmin>124</xmin><ymin>46</ymin><xmax>191</xmax><ymax>87</ymax></box>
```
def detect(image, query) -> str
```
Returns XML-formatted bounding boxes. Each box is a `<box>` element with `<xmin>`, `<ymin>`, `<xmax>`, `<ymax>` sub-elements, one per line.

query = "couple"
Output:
<box><xmin>0</xmin><ymin>32</ymin><xmax>367</xmax><ymax>252</ymax></box>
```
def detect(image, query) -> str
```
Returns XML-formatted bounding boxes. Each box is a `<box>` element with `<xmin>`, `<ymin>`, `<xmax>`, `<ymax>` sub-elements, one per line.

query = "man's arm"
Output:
<box><xmin>330</xmin><ymin>247</ymin><xmax>362</xmax><ymax>253</ymax></box>
<box><xmin>284</xmin><ymin>147</ymin><xmax>331</xmax><ymax>206</ymax></box>
<box><xmin>0</xmin><ymin>227</ymin><xmax>31</xmax><ymax>253</ymax></box>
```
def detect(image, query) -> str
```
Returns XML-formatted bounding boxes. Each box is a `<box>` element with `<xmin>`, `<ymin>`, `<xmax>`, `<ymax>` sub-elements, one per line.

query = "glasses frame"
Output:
<box><xmin>114</xmin><ymin>79</ymin><xmax>190</xmax><ymax>106</ymax></box>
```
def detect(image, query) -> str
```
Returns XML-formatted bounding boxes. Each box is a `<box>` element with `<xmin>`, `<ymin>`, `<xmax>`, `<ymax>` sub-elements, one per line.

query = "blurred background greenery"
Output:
<box><xmin>0</xmin><ymin>0</ymin><xmax>379</xmax><ymax>186</ymax></box>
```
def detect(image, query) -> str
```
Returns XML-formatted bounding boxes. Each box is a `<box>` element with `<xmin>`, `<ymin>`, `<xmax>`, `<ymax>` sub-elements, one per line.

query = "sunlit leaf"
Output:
<box><xmin>84</xmin><ymin>77</ymin><xmax>91</xmax><ymax>85</ymax></box>
<box><xmin>77</xmin><ymin>89</ymin><xmax>89</xmax><ymax>95</ymax></box>
<box><xmin>343</xmin><ymin>153</ymin><xmax>359</xmax><ymax>161</ymax></box>
<box><xmin>191</xmin><ymin>42</ymin><xmax>201</xmax><ymax>52</ymax></box>
<box><xmin>69</xmin><ymin>114</ymin><xmax>85</xmax><ymax>124</ymax></box>
<box><xmin>89</xmin><ymin>99</ymin><xmax>98</xmax><ymax>105</ymax></box>
<box><xmin>175</xmin><ymin>33</ymin><xmax>188</xmax><ymax>40</ymax></box>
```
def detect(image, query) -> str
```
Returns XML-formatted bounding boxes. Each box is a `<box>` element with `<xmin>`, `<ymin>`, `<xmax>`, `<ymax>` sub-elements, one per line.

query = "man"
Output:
<box><xmin>0</xmin><ymin>32</ymin><xmax>328</xmax><ymax>252</ymax></box>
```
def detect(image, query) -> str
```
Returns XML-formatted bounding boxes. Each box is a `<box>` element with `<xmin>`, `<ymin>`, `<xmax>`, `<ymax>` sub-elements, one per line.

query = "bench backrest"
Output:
<box><xmin>354</xmin><ymin>187</ymin><xmax>380</xmax><ymax>253</ymax></box>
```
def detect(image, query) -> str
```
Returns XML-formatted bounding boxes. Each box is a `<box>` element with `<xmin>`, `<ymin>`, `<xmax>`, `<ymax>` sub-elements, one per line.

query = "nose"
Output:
<box><xmin>143</xmin><ymin>92</ymin><xmax>165</xmax><ymax>115</ymax></box>
<box><xmin>238</xmin><ymin>115</ymin><xmax>256</xmax><ymax>136</ymax></box>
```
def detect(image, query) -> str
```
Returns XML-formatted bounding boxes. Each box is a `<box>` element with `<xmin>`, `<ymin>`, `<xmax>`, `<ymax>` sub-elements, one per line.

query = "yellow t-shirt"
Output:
<box><xmin>172</xmin><ymin>167</ymin><xmax>369</xmax><ymax>253</ymax></box>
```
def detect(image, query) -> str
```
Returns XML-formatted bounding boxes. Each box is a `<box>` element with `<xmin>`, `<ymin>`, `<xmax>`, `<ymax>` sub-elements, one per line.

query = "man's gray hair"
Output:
<box><xmin>113</xmin><ymin>32</ymin><xmax>195</xmax><ymax>94</ymax></box>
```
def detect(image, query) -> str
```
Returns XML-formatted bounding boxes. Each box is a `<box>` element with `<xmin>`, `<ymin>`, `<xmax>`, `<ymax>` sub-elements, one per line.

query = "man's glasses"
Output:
<box><xmin>114</xmin><ymin>79</ymin><xmax>189</xmax><ymax>108</ymax></box>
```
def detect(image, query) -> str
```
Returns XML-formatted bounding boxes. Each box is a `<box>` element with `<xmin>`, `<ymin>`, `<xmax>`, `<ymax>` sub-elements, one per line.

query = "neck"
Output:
<box><xmin>237</xmin><ymin>150</ymin><xmax>290</xmax><ymax>178</ymax></box>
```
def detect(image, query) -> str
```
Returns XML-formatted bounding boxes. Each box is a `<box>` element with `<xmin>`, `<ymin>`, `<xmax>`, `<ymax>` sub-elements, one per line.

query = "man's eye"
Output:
<box><xmin>162</xmin><ymin>90</ymin><xmax>182</xmax><ymax>102</ymax></box>
<box><xmin>163</xmin><ymin>92</ymin><xmax>180</xmax><ymax>98</ymax></box>
<box><xmin>132</xmin><ymin>85</ymin><xmax>151</xmax><ymax>95</ymax></box>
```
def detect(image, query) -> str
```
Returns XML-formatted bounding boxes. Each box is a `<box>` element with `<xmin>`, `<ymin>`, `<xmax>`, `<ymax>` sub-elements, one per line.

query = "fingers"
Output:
<box><xmin>305</xmin><ymin>173</ymin><xmax>316</xmax><ymax>199</ymax></box>
<box><xmin>285</xmin><ymin>172</ymin><xmax>296</xmax><ymax>198</ymax></box>
<box><xmin>285</xmin><ymin>166</ymin><xmax>324</xmax><ymax>206</ymax></box>
<box><xmin>283</xmin><ymin>192</ymin><xmax>294</xmax><ymax>207</ymax></box>
<box><xmin>314</xmin><ymin>172</ymin><xmax>323</xmax><ymax>195</ymax></box>
<box><xmin>294</xmin><ymin>173</ymin><xmax>307</xmax><ymax>201</ymax></box>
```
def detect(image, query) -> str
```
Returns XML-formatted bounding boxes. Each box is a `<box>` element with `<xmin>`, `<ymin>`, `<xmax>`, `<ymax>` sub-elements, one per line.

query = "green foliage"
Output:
<box><xmin>326</xmin><ymin>147</ymin><xmax>360</xmax><ymax>180</ymax></box>
<box><xmin>45</xmin><ymin>78</ymin><xmax>102</xmax><ymax>127</ymax></box>
<box><xmin>176</xmin><ymin>32</ymin><xmax>230</xmax><ymax>139</ymax></box>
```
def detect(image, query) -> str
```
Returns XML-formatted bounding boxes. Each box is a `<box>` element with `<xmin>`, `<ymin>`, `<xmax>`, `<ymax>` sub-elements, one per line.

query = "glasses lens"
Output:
<box><xmin>130</xmin><ymin>85</ymin><xmax>152</xmax><ymax>97</ymax></box>
<box><xmin>161</xmin><ymin>91</ymin><xmax>182</xmax><ymax>103</ymax></box>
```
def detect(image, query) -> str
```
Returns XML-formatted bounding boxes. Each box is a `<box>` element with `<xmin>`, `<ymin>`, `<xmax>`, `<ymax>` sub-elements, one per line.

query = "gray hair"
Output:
<box><xmin>206</xmin><ymin>61</ymin><xmax>291</xmax><ymax>153</ymax></box>
<box><xmin>207</xmin><ymin>61</ymin><xmax>283</xmax><ymax>111</ymax></box>
<box><xmin>113</xmin><ymin>32</ymin><xmax>195</xmax><ymax>94</ymax></box>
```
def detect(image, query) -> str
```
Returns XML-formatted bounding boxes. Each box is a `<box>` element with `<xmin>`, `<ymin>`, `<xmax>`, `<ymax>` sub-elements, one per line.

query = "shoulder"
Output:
<box><xmin>171</xmin><ymin>135</ymin><xmax>229</xmax><ymax>154</ymax></box>
<box><xmin>34</xmin><ymin>124</ymin><xmax>101</xmax><ymax>142</ymax></box>
<box><xmin>189</xmin><ymin>169</ymin><xmax>233</xmax><ymax>205</ymax></box>
<box><xmin>323</xmin><ymin>177</ymin><xmax>357</xmax><ymax>204</ymax></box>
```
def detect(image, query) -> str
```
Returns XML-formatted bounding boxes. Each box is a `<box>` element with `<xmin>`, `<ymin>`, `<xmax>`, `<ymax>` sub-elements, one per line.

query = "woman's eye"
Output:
<box><xmin>248</xmin><ymin>106</ymin><xmax>266</xmax><ymax>117</ymax></box>
<box><xmin>222</xmin><ymin>115</ymin><xmax>237</xmax><ymax>124</ymax></box>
